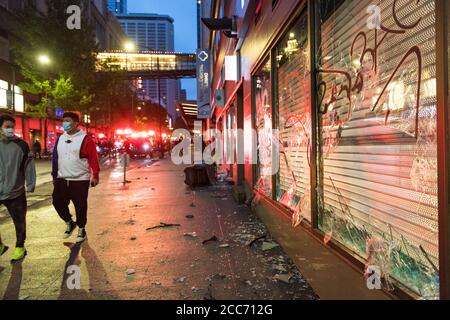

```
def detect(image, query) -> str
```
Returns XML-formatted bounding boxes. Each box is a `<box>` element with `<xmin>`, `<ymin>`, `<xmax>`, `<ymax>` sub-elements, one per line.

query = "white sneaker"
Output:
<box><xmin>63</xmin><ymin>221</ymin><xmax>77</xmax><ymax>239</ymax></box>
<box><xmin>76</xmin><ymin>228</ymin><xmax>87</xmax><ymax>243</ymax></box>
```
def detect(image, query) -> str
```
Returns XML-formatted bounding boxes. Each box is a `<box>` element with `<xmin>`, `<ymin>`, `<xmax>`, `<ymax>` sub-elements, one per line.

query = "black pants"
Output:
<box><xmin>0</xmin><ymin>193</ymin><xmax>27</xmax><ymax>247</ymax></box>
<box><xmin>52</xmin><ymin>179</ymin><xmax>90</xmax><ymax>228</ymax></box>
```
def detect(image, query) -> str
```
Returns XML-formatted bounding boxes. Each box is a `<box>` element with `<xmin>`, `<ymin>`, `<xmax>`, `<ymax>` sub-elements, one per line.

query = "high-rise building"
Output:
<box><xmin>117</xmin><ymin>13</ymin><xmax>179</xmax><ymax>119</ymax></box>
<box><xmin>107</xmin><ymin>0</ymin><xmax>127</xmax><ymax>15</ymax></box>
<box><xmin>180</xmin><ymin>89</ymin><xmax>187</xmax><ymax>102</ymax></box>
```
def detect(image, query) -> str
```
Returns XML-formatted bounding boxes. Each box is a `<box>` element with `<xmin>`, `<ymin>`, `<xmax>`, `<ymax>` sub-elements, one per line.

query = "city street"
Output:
<box><xmin>0</xmin><ymin>157</ymin><xmax>318</xmax><ymax>300</ymax></box>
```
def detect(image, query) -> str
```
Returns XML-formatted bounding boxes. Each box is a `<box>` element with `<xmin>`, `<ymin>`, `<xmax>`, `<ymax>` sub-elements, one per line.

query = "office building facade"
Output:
<box><xmin>107</xmin><ymin>0</ymin><xmax>127</xmax><ymax>14</ymax></box>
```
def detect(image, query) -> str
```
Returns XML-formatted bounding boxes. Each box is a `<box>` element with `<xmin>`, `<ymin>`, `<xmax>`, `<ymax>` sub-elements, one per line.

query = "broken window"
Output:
<box><xmin>275</xmin><ymin>12</ymin><xmax>312</xmax><ymax>224</ymax></box>
<box><xmin>316</xmin><ymin>0</ymin><xmax>439</xmax><ymax>299</ymax></box>
<box><xmin>254</xmin><ymin>58</ymin><xmax>273</xmax><ymax>198</ymax></box>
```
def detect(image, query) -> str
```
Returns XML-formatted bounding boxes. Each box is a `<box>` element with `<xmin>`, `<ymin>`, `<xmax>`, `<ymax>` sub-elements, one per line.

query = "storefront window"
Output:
<box><xmin>316</xmin><ymin>0</ymin><xmax>439</xmax><ymax>299</ymax></box>
<box><xmin>14</xmin><ymin>86</ymin><xmax>24</xmax><ymax>113</ymax></box>
<box><xmin>254</xmin><ymin>59</ymin><xmax>273</xmax><ymax>197</ymax></box>
<box><xmin>275</xmin><ymin>12</ymin><xmax>312</xmax><ymax>224</ymax></box>
<box><xmin>0</xmin><ymin>80</ymin><xmax>7</xmax><ymax>108</ymax></box>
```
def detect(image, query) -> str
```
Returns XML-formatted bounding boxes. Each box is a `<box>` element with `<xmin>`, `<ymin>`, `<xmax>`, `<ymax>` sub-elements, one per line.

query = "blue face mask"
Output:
<box><xmin>2</xmin><ymin>128</ymin><xmax>15</xmax><ymax>138</ymax></box>
<box><xmin>62</xmin><ymin>122</ymin><xmax>73</xmax><ymax>132</ymax></box>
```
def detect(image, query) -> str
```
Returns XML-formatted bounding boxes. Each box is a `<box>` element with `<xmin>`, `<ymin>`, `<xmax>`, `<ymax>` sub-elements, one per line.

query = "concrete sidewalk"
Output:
<box><xmin>0</xmin><ymin>158</ymin><xmax>318</xmax><ymax>300</ymax></box>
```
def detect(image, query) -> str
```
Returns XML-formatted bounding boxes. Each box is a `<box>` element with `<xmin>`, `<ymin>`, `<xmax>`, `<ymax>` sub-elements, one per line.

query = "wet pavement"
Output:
<box><xmin>0</xmin><ymin>157</ymin><xmax>318</xmax><ymax>300</ymax></box>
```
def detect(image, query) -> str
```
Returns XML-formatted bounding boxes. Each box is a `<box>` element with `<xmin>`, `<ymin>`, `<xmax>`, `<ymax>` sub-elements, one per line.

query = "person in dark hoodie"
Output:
<box><xmin>0</xmin><ymin>114</ymin><xmax>36</xmax><ymax>262</ymax></box>
<box><xmin>52</xmin><ymin>112</ymin><xmax>100</xmax><ymax>243</ymax></box>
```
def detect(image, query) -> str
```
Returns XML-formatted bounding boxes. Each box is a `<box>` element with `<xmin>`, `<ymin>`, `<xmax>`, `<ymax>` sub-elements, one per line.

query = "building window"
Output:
<box><xmin>0</xmin><ymin>36</ymin><xmax>9</xmax><ymax>62</ymax></box>
<box><xmin>316</xmin><ymin>0</ymin><xmax>438</xmax><ymax>299</ymax></box>
<box><xmin>254</xmin><ymin>58</ymin><xmax>273</xmax><ymax>198</ymax></box>
<box><xmin>275</xmin><ymin>12</ymin><xmax>311</xmax><ymax>223</ymax></box>
<box><xmin>0</xmin><ymin>80</ymin><xmax>7</xmax><ymax>109</ymax></box>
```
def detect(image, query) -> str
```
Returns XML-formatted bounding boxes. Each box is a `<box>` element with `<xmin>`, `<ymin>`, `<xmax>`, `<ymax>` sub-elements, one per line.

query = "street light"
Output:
<box><xmin>37</xmin><ymin>53</ymin><xmax>51</xmax><ymax>153</ymax></box>
<box><xmin>124</xmin><ymin>41</ymin><xmax>135</xmax><ymax>52</ymax></box>
<box><xmin>38</xmin><ymin>54</ymin><xmax>51</xmax><ymax>65</ymax></box>
<box><xmin>123</xmin><ymin>41</ymin><xmax>135</xmax><ymax>71</ymax></box>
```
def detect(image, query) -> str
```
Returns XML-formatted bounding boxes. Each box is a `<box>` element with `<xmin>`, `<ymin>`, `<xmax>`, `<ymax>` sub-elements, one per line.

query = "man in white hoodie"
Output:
<box><xmin>52</xmin><ymin>112</ymin><xmax>100</xmax><ymax>243</ymax></box>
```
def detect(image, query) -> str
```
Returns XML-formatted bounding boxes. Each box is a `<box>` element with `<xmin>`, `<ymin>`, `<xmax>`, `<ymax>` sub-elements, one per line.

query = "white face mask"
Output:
<box><xmin>2</xmin><ymin>128</ymin><xmax>15</xmax><ymax>138</ymax></box>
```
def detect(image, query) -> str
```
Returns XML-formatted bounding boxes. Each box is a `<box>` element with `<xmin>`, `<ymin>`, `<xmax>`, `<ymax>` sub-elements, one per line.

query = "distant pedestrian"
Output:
<box><xmin>33</xmin><ymin>139</ymin><xmax>42</xmax><ymax>159</ymax></box>
<box><xmin>52</xmin><ymin>112</ymin><xmax>100</xmax><ymax>243</ymax></box>
<box><xmin>0</xmin><ymin>114</ymin><xmax>36</xmax><ymax>261</ymax></box>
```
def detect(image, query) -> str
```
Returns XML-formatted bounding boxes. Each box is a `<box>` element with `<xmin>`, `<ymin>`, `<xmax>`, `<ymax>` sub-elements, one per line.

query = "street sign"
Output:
<box><xmin>225</xmin><ymin>55</ymin><xmax>238</xmax><ymax>81</ymax></box>
<box><xmin>196</xmin><ymin>49</ymin><xmax>211</xmax><ymax>119</ymax></box>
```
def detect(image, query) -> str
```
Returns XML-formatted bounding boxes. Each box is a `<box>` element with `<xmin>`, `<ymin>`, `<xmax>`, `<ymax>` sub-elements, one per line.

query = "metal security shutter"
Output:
<box><xmin>317</xmin><ymin>0</ymin><xmax>438</xmax><ymax>298</ymax></box>
<box><xmin>276</xmin><ymin>13</ymin><xmax>312</xmax><ymax>222</ymax></box>
<box><xmin>254</xmin><ymin>59</ymin><xmax>273</xmax><ymax>198</ymax></box>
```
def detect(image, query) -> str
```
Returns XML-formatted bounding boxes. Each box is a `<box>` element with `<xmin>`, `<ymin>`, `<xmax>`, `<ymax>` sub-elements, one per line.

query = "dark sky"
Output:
<box><xmin>128</xmin><ymin>0</ymin><xmax>197</xmax><ymax>100</ymax></box>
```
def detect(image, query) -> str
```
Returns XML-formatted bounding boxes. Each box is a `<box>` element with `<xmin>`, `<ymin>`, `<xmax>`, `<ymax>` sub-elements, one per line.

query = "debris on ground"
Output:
<box><xmin>125</xmin><ymin>219</ymin><xmax>135</xmax><ymax>226</ymax></box>
<box><xmin>184</xmin><ymin>232</ymin><xmax>198</xmax><ymax>238</ymax></box>
<box><xmin>185</xmin><ymin>215</ymin><xmax>195</xmax><ymax>219</ymax></box>
<box><xmin>244</xmin><ymin>280</ymin><xmax>253</xmax><ymax>286</ymax></box>
<box><xmin>273</xmin><ymin>273</ymin><xmax>293</xmax><ymax>284</ymax></box>
<box><xmin>126</xmin><ymin>269</ymin><xmax>136</xmax><ymax>276</ymax></box>
<box><xmin>130</xmin><ymin>204</ymin><xmax>144</xmax><ymax>209</ymax></box>
<box><xmin>206</xmin><ymin>273</ymin><xmax>227</xmax><ymax>282</ymax></box>
<box><xmin>247</xmin><ymin>234</ymin><xmax>267</xmax><ymax>247</ymax></box>
<box><xmin>191</xmin><ymin>287</ymin><xmax>203</xmax><ymax>293</ymax></box>
<box><xmin>151</xmin><ymin>281</ymin><xmax>162</xmax><ymax>286</ymax></box>
<box><xmin>261</xmin><ymin>241</ymin><xmax>280</xmax><ymax>251</ymax></box>
<box><xmin>273</xmin><ymin>264</ymin><xmax>288</xmax><ymax>273</ymax></box>
<box><xmin>219</xmin><ymin>244</ymin><xmax>230</xmax><ymax>248</ymax></box>
<box><xmin>202</xmin><ymin>235</ymin><xmax>218</xmax><ymax>245</ymax></box>
<box><xmin>130</xmin><ymin>236</ymin><xmax>137</xmax><ymax>241</ymax></box>
<box><xmin>146</xmin><ymin>222</ymin><xmax>181</xmax><ymax>231</ymax></box>
<box><xmin>173</xmin><ymin>276</ymin><xmax>187</xmax><ymax>284</ymax></box>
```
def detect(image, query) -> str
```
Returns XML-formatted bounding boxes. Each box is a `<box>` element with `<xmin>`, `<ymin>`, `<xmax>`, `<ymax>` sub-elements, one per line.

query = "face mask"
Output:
<box><xmin>62</xmin><ymin>122</ymin><xmax>73</xmax><ymax>132</ymax></box>
<box><xmin>2</xmin><ymin>128</ymin><xmax>15</xmax><ymax>138</ymax></box>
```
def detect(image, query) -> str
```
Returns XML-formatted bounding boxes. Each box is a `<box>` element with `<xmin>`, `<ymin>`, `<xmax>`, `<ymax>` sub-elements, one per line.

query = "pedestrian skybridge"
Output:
<box><xmin>96</xmin><ymin>51</ymin><xmax>196</xmax><ymax>79</ymax></box>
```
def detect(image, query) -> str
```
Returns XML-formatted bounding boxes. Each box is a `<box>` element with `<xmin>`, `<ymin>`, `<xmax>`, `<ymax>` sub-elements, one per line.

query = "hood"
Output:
<box><xmin>63</xmin><ymin>129</ymin><xmax>85</xmax><ymax>139</ymax></box>
<box><xmin>0</xmin><ymin>135</ymin><xmax>19</xmax><ymax>144</ymax></box>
